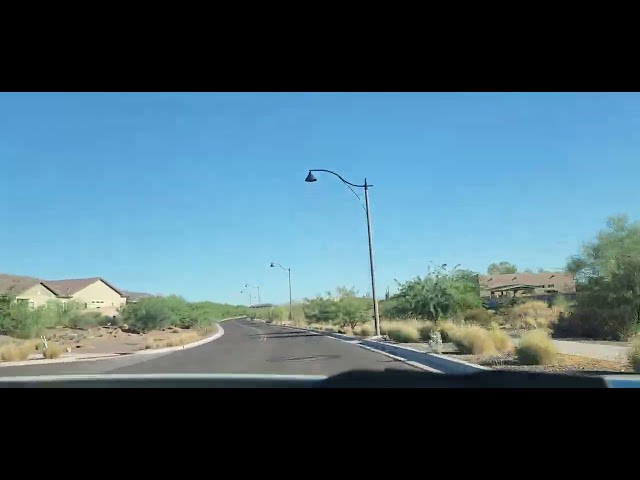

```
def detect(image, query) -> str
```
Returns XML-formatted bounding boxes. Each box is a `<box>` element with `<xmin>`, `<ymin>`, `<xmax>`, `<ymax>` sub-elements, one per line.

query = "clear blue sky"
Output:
<box><xmin>1</xmin><ymin>92</ymin><xmax>639</xmax><ymax>305</ymax></box>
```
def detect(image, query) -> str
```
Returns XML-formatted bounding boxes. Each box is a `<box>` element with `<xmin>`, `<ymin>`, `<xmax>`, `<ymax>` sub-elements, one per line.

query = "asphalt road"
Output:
<box><xmin>0</xmin><ymin>319</ymin><xmax>420</xmax><ymax>377</ymax></box>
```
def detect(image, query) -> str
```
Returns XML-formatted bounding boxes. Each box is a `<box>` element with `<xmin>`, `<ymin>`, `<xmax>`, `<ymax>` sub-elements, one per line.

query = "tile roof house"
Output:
<box><xmin>0</xmin><ymin>274</ymin><xmax>127</xmax><ymax>313</ymax></box>
<box><xmin>478</xmin><ymin>272</ymin><xmax>576</xmax><ymax>297</ymax></box>
<box><xmin>0</xmin><ymin>274</ymin><xmax>59</xmax><ymax>308</ymax></box>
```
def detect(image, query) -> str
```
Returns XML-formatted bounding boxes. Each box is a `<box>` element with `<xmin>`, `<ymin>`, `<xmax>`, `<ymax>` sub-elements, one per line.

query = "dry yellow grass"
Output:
<box><xmin>417</xmin><ymin>321</ymin><xmax>436</xmax><ymax>341</ymax></box>
<box><xmin>507</xmin><ymin>301</ymin><xmax>560</xmax><ymax>330</ymax></box>
<box><xmin>43</xmin><ymin>343</ymin><xmax>64</xmax><ymax>359</ymax></box>
<box><xmin>0</xmin><ymin>343</ymin><xmax>33</xmax><ymax>361</ymax></box>
<box><xmin>516</xmin><ymin>329</ymin><xmax>558</xmax><ymax>365</ymax></box>
<box><xmin>436</xmin><ymin>320</ymin><xmax>460</xmax><ymax>343</ymax></box>
<box><xmin>449</xmin><ymin>325</ymin><xmax>496</xmax><ymax>355</ymax></box>
<box><xmin>463</xmin><ymin>308</ymin><xmax>495</xmax><ymax>327</ymax></box>
<box><xmin>628</xmin><ymin>335</ymin><xmax>640</xmax><ymax>372</ymax></box>
<box><xmin>383</xmin><ymin>321</ymin><xmax>420</xmax><ymax>343</ymax></box>
<box><xmin>488</xmin><ymin>328</ymin><xmax>514</xmax><ymax>353</ymax></box>
<box><xmin>339</xmin><ymin>326</ymin><xmax>354</xmax><ymax>335</ymax></box>
<box><xmin>144</xmin><ymin>331</ymin><xmax>203</xmax><ymax>350</ymax></box>
<box><xmin>354</xmin><ymin>324</ymin><xmax>374</xmax><ymax>337</ymax></box>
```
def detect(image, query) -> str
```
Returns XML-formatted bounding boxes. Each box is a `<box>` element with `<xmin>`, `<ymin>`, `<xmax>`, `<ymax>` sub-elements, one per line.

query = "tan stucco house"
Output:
<box><xmin>42</xmin><ymin>277</ymin><xmax>127</xmax><ymax>314</ymax></box>
<box><xmin>0</xmin><ymin>274</ymin><xmax>127</xmax><ymax>314</ymax></box>
<box><xmin>0</xmin><ymin>274</ymin><xmax>59</xmax><ymax>308</ymax></box>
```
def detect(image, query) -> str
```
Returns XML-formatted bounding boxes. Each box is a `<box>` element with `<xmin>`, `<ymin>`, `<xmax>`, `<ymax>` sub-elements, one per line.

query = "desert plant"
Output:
<box><xmin>464</xmin><ymin>307</ymin><xmax>495</xmax><ymax>327</ymax></box>
<box><xmin>385</xmin><ymin>322</ymin><xmax>420</xmax><ymax>343</ymax></box>
<box><xmin>488</xmin><ymin>327</ymin><xmax>514</xmax><ymax>353</ymax></box>
<box><xmin>355</xmin><ymin>324</ymin><xmax>374</xmax><ymax>337</ymax></box>
<box><xmin>42</xmin><ymin>343</ymin><xmax>64</xmax><ymax>359</ymax></box>
<box><xmin>506</xmin><ymin>301</ymin><xmax>559</xmax><ymax>330</ymax></box>
<box><xmin>417</xmin><ymin>321</ymin><xmax>436</xmax><ymax>341</ymax></box>
<box><xmin>436</xmin><ymin>320</ymin><xmax>459</xmax><ymax>343</ymax></box>
<box><xmin>449</xmin><ymin>325</ymin><xmax>496</xmax><ymax>355</ymax></box>
<box><xmin>0</xmin><ymin>343</ymin><xmax>32</xmax><ymax>361</ymax></box>
<box><xmin>516</xmin><ymin>329</ymin><xmax>557</xmax><ymax>365</ymax></box>
<box><xmin>628</xmin><ymin>335</ymin><xmax>640</xmax><ymax>372</ymax></box>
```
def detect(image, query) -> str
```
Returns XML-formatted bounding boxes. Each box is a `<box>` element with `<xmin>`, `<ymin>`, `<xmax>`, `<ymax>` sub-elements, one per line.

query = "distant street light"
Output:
<box><xmin>270</xmin><ymin>262</ymin><xmax>293</xmax><ymax>324</ymax></box>
<box><xmin>305</xmin><ymin>169</ymin><xmax>381</xmax><ymax>337</ymax></box>
<box><xmin>240</xmin><ymin>290</ymin><xmax>252</xmax><ymax>306</ymax></box>
<box><xmin>244</xmin><ymin>284</ymin><xmax>261</xmax><ymax>304</ymax></box>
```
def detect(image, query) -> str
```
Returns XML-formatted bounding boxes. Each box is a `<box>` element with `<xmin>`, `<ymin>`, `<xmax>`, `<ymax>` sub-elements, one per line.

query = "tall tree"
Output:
<box><xmin>566</xmin><ymin>214</ymin><xmax>640</xmax><ymax>282</ymax></box>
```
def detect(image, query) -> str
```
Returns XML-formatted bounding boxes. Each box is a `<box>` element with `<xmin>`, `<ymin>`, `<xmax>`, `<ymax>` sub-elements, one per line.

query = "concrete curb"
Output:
<box><xmin>0</xmin><ymin>316</ymin><xmax>245</xmax><ymax>368</ymax></box>
<box><xmin>275</xmin><ymin>323</ymin><xmax>489</xmax><ymax>374</ymax></box>
<box><xmin>135</xmin><ymin>323</ymin><xmax>225</xmax><ymax>355</ymax></box>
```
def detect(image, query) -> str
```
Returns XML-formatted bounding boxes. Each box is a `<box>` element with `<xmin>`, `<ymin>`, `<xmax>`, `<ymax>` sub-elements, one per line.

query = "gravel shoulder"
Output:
<box><xmin>446</xmin><ymin>352</ymin><xmax>632</xmax><ymax>374</ymax></box>
<box><xmin>331</xmin><ymin>335</ymin><xmax>632</xmax><ymax>373</ymax></box>
<box><xmin>0</xmin><ymin>324</ymin><xmax>217</xmax><ymax>362</ymax></box>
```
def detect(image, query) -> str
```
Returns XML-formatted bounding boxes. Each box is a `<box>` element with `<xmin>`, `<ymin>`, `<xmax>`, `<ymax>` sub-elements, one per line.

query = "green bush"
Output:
<box><xmin>463</xmin><ymin>308</ymin><xmax>494</xmax><ymax>327</ymax></box>
<box><xmin>553</xmin><ymin>307</ymin><xmax>638</xmax><ymax>341</ymax></box>
<box><xmin>120</xmin><ymin>296</ymin><xmax>247</xmax><ymax>332</ymax></box>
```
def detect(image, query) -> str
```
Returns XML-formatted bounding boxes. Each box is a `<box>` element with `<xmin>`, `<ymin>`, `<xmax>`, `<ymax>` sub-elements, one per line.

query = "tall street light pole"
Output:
<box><xmin>305</xmin><ymin>169</ymin><xmax>381</xmax><ymax>337</ymax></box>
<box><xmin>244</xmin><ymin>284</ymin><xmax>261</xmax><ymax>304</ymax></box>
<box><xmin>270</xmin><ymin>262</ymin><xmax>293</xmax><ymax>324</ymax></box>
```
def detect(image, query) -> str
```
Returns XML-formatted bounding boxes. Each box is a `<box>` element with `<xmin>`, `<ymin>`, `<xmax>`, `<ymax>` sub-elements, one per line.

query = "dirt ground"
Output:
<box><xmin>448</xmin><ymin>352</ymin><xmax>633</xmax><ymax>373</ymax></box>
<box><xmin>0</xmin><ymin>324</ymin><xmax>216</xmax><ymax>357</ymax></box>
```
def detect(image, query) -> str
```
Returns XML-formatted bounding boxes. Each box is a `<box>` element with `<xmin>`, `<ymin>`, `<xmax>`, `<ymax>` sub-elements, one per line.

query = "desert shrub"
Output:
<box><xmin>42</xmin><ymin>343</ymin><xmax>64</xmax><ymax>359</ymax></box>
<box><xmin>553</xmin><ymin>306</ymin><xmax>638</xmax><ymax>341</ymax></box>
<box><xmin>488</xmin><ymin>327</ymin><xmax>514</xmax><ymax>353</ymax></box>
<box><xmin>0</xmin><ymin>343</ymin><xmax>32</xmax><ymax>361</ymax></box>
<box><xmin>463</xmin><ymin>308</ymin><xmax>495</xmax><ymax>327</ymax></box>
<box><xmin>506</xmin><ymin>301</ymin><xmax>560</xmax><ymax>330</ymax></box>
<box><xmin>417</xmin><ymin>321</ymin><xmax>436</xmax><ymax>341</ymax></box>
<box><xmin>355</xmin><ymin>324</ymin><xmax>374</xmax><ymax>337</ymax></box>
<box><xmin>628</xmin><ymin>335</ymin><xmax>640</xmax><ymax>372</ymax></box>
<box><xmin>436</xmin><ymin>320</ymin><xmax>459</xmax><ymax>342</ymax></box>
<box><xmin>449</xmin><ymin>325</ymin><xmax>496</xmax><ymax>355</ymax></box>
<box><xmin>516</xmin><ymin>330</ymin><xmax>557</xmax><ymax>365</ymax></box>
<box><xmin>385</xmin><ymin>322</ymin><xmax>420</xmax><ymax>343</ymax></box>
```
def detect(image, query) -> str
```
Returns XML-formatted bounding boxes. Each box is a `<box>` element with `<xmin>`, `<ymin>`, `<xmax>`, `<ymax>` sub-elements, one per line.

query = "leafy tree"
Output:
<box><xmin>558</xmin><ymin>214</ymin><xmax>640</xmax><ymax>339</ymax></box>
<box><xmin>566</xmin><ymin>214</ymin><xmax>640</xmax><ymax>282</ymax></box>
<box><xmin>388</xmin><ymin>265</ymin><xmax>482</xmax><ymax>321</ymax></box>
<box><xmin>302</xmin><ymin>287</ymin><xmax>371</xmax><ymax>329</ymax></box>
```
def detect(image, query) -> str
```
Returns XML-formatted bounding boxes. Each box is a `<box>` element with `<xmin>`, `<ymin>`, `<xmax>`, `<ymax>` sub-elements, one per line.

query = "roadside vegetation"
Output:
<box><xmin>0</xmin><ymin>294</ymin><xmax>248</xmax><ymax>361</ymax></box>
<box><xmin>253</xmin><ymin>214</ymin><xmax>640</xmax><ymax>373</ymax></box>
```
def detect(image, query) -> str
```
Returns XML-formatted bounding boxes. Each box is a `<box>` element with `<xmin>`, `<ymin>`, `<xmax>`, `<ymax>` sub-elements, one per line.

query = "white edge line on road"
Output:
<box><xmin>135</xmin><ymin>323</ymin><xmax>224</xmax><ymax>355</ymax></box>
<box><xmin>0</xmin><ymin>317</ymin><xmax>241</xmax><ymax>368</ymax></box>
<box><xmin>427</xmin><ymin>352</ymin><xmax>492</xmax><ymax>370</ymax></box>
<box><xmin>355</xmin><ymin>343</ymin><xmax>442</xmax><ymax>373</ymax></box>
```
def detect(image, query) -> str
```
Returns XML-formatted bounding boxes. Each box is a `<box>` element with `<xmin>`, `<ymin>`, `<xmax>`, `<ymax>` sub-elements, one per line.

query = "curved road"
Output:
<box><xmin>0</xmin><ymin>319</ymin><xmax>419</xmax><ymax>376</ymax></box>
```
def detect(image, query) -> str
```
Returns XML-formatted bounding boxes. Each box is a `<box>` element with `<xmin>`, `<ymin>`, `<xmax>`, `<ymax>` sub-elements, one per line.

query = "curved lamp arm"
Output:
<box><xmin>307</xmin><ymin>169</ymin><xmax>371</xmax><ymax>188</ymax></box>
<box><xmin>270</xmin><ymin>262</ymin><xmax>290</xmax><ymax>272</ymax></box>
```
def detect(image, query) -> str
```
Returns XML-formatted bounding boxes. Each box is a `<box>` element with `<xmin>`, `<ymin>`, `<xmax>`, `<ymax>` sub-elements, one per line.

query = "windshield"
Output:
<box><xmin>0</xmin><ymin>92</ymin><xmax>638</xmax><ymax>382</ymax></box>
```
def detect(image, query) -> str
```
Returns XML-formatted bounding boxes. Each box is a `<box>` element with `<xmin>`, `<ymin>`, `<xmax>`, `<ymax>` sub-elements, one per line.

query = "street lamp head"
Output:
<box><xmin>270</xmin><ymin>262</ymin><xmax>275</xmax><ymax>268</ymax></box>
<box><xmin>304</xmin><ymin>171</ymin><xmax>317</xmax><ymax>183</ymax></box>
